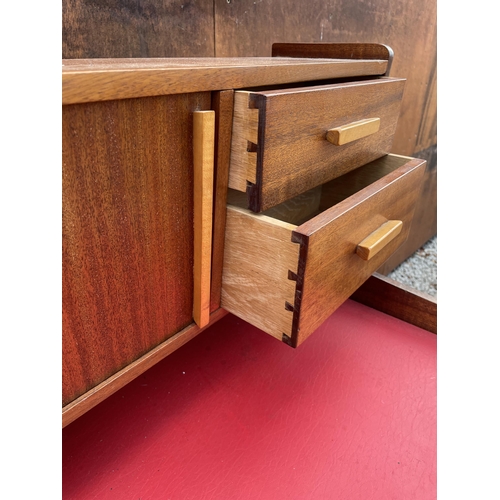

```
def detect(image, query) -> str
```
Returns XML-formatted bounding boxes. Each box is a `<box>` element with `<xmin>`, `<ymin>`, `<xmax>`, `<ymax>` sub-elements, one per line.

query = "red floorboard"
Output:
<box><xmin>62</xmin><ymin>299</ymin><xmax>436</xmax><ymax>499</ymax></box>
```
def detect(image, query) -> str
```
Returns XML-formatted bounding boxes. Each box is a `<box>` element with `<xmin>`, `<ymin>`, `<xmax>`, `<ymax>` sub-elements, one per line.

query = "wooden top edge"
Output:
<box><xmin>272</xmin><ymin>42</ymin><xmax>393</xmax><ymax>55</ymax></box>
<box><xmin>62</xmin><ymin>58</ymin><xmax>388</xmax><ymax>104</ymax></box>
<box><xmin>62</xmin><ymin>57</ymin><xmax>384</xmax><ymax>72</ymax></box>
<box><xmin>271</xmin><ymin>43</ymin><xmax>394</xmax><ymax>77</ymax></box>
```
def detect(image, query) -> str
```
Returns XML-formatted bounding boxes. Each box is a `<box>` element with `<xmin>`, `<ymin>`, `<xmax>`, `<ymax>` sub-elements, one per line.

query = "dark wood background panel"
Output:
<box><xmin>62</xmin><ymin>0</ymin><xmax>215</xmax><ymax>58</ymax></box>
<box><xmin>62</xmin><ymin>92</ymin><xmax>212</xmax><ymax>406</ymax></box>
<box><xmin>414</xmin><ymin>58</ymin><xmax>437</xmax><ymax>154</ymax></box>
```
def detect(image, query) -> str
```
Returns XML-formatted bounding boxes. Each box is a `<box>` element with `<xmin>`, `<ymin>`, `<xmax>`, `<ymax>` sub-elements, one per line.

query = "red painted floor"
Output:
<box><xmin>63</xmin><ymin>300</ymin><xmax>436</xmax><ymax>499</ymax></box>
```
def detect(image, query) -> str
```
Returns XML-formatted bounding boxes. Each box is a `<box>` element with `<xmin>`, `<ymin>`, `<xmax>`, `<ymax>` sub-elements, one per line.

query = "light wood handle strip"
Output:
<box><xmin>326</xmin><ymin>118</ymin><xmax>380</xmax><ymax>146</ymax></box>
<box><xmin>193</xmin><ymin>111</ymin><xmax>215</xmax><ymax>327</ymax></box>
<box><xmin>356</xmin><ymin>220</ymin><xmax>403</xmax><ymax>261</ymax></box>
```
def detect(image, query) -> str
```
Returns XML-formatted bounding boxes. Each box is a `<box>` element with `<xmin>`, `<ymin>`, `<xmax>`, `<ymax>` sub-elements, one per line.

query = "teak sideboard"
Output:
<box><xmin>62</xmin><ymin>43</ymin><xmax>429</xmax><ymax>426</ymax></box>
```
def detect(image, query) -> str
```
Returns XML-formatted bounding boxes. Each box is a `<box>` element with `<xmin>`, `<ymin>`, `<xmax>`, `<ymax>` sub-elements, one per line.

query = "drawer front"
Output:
<box><xmin>291</xmin><ymin>155</ymin><xmax>425</xmax><ymax>346</ymax></box>
<box><xmin>221</xmin><ymin>155</ymin><xmax>426</xmax><ymax>347</ymax></box>
<box><xmin>229</xmin><ymin>78</ymin><xmax>405</xmax><ymax>212</ymax></box>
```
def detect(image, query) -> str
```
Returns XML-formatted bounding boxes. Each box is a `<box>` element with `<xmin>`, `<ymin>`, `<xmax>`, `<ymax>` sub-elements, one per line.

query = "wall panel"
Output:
<box><xmin>63</xmin><ymin>0</ymin><xmax>215</xmax><ymax>58</ymax></box>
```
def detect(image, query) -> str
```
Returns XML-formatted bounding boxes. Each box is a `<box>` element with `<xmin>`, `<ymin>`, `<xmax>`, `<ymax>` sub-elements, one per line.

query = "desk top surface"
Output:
<box><xmin>63</xmin><ymin>299</ymin><xmax>436</xmax><ymax>499</ymax></box>
<box><xmin>62</xmin><ymin>57</ymin><xmax>388</xmax><ymax>104</ymax></box>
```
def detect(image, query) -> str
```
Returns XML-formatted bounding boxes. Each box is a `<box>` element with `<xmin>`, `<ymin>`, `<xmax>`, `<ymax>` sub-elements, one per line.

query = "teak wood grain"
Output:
<box><xmin>351</xmin><ymin>273</ymin><xmax>437</xmax><ymax>334</ymax></box>
<box><xmin>193</xmin><ymin>111</ymin><xmax>216</xmax><ymax>328</ymax></box>
<box><xmin>62</xmin><ymin>58</ymin><xmax>388</xmax><ymax>105</ymax></box>
<box><xmin>210</xmin><ymin>91</ymin><xmax>235</xmax><ymax>313</ymax></box>
<box><xmin>229</xmin><ymin>78</ymin><xmax>405</xmax><ymax>212</ymax></box>
<box><xmin>62</xmin><ymin>92</ymin><xmax>211</xmax><ymax>406</ymax></box>
<box><xmin>221</xmin><ymin>155</ymin><xmax>426</xmax><ymax>347</ymax></box>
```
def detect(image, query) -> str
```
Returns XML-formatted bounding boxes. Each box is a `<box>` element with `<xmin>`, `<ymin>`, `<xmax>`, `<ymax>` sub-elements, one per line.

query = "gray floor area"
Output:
<box><xmin>387</xmin><ymin>236</ymin><xmax>437</xmax><ymax>297</ymax></box>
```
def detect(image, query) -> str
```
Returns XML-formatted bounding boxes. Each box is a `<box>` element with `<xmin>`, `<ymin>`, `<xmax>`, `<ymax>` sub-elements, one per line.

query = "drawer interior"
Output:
<box><xmin>222</xmin><ymin>153</ymin><xmax>426</xmax><ymax>346</ymax></box>
<box><xmin>227</xmin><ymin>154</ymin><xmax>412</xmax><ymax>228</ymax></box>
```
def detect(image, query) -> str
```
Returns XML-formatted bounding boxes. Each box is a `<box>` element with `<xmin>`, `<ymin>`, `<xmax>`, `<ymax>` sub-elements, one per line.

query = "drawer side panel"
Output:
<box><xmin>221</xmin><ymin>206</ymin><xmax>299</xmax><ymax>339</ymax></box>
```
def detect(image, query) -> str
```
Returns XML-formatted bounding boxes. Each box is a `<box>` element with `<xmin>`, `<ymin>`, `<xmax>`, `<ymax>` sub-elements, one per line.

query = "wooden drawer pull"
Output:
<box><xmin>326</xmin><ymin>118</ymin><xmax>380</xmax><ymax>146</ymax></box>
<box><xmin>193</xmin><ymin>110</ymin><xmax>215</xmax><ymax>328</ymax></box>
<box><xmin>356</xmin><ymin>220</ymin><xmax>403</xmax><ymax>261</ymax></box>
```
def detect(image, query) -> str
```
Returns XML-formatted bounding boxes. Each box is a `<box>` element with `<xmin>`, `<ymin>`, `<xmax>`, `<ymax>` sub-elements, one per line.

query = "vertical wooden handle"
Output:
<box><xmin>193</xmin><ymin>111</ymin><xmax>215</xmax><ymax>328</ymax></box>
<box><xmin>326</xmin><ymin>118</ymin><xmax>380</xmax><ymax>145</ymax></box>
<box><xmin>356</xmin><ymin>220</ymin><xmax>403</xmax><ymax>261</ymax></box>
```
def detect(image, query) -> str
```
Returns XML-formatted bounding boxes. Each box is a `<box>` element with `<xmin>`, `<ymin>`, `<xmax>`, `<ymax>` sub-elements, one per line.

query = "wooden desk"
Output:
<box><xmin>62</xmin><ymin>44</ymin><xmax>431</xmax><ymax>426</ymax></box>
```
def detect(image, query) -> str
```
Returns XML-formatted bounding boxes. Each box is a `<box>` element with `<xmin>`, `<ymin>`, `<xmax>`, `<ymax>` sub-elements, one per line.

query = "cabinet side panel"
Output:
<box><xmin>62</xmin><ymin>93</ymin><xmax>211</xmax><ymax>406</ymax></box>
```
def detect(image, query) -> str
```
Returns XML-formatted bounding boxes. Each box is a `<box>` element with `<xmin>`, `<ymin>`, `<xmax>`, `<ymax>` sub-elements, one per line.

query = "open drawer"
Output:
<box><xmin>229</xmin><ymin>77</ymin><xmax>406</xmax><ymax>212</ymax></box>
<box><xmin>221</xmin><ymin>154</ymin><xmax>426</xmax><ymax>347</ymax></box>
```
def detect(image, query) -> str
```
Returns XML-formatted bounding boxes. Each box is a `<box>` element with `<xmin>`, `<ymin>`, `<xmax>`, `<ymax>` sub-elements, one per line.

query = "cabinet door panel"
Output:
<box><xmin>62</xmin><ymin>93</ymin><xmax>212</xmax><ymax>406</ymax></box>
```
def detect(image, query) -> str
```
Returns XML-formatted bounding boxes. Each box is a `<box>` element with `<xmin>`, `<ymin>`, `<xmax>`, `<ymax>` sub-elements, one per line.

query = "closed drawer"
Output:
<box><xmin>221</xmin><ymin>154</ymin><xmax>426</xmax><ymax>347</ymax></box>
<box><xmin>229</xmin><ymin>77</ymin><xmax>405</xmax><ymax>212</ymax></box>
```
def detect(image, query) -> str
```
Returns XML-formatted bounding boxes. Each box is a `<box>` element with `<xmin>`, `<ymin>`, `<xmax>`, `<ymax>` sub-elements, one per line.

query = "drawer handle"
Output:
<box><xmin>356</xmin><ymin>220</ymin><xmax>403</xmax><ymax>261</ymax></box>
<box><xmin>326</xmin><ymin>118</ymin><xmax>380</xmax><ymax>146</ymax></box>
<box><xmin>193</xmin><ymin>110</ymin><xmax>215</xmax><ymax>328</ymax></box>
